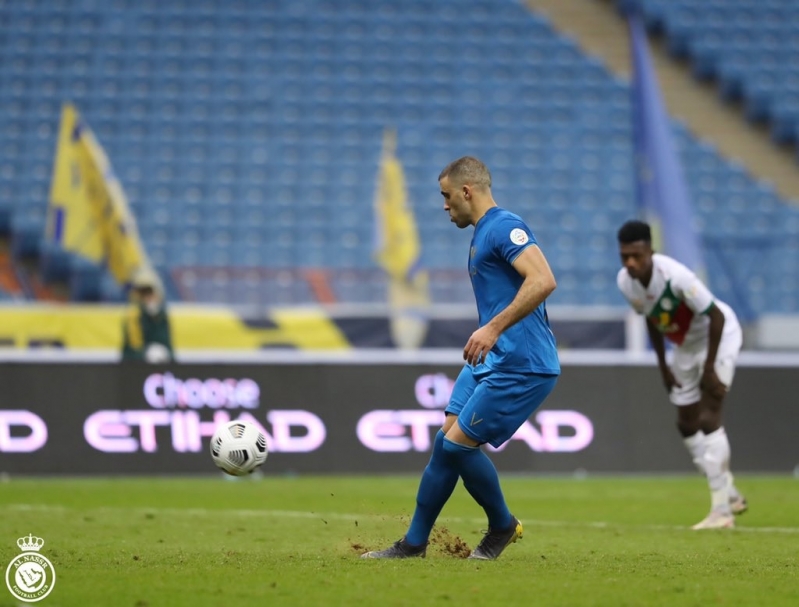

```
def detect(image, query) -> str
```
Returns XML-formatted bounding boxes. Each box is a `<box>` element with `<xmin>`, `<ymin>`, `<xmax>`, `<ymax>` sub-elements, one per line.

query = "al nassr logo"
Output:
<box><xmin>5</xmin><ymin>534</ymin><xmax>56</xmax><ymax>603</ymax></box>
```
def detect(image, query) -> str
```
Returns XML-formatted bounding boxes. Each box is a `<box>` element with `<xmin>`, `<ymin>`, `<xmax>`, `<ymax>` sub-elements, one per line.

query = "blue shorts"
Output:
<box><xmin>445</xmin><ymin>364</ymin><xmax>558</xmax><ymax>448</ymax></box>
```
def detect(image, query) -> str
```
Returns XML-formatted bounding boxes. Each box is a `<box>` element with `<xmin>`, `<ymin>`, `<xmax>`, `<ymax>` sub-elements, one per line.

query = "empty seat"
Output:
<box><xmin>0</xmin><ymin>0</ymin><xmax>796</xmax><ymax>312</ymax></box>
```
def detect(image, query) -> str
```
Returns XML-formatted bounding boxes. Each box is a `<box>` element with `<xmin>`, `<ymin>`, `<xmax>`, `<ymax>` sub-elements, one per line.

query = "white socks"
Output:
<box><xmin>683</xmin><ymin>428</ymin><xmax>739</xmax><ymax>514</ymax></box>
<box><xmin>703</xmin><ymin>428</ymin><xmax>732</xmax><ymax>513</ymax></box>
<box><xmin>683</xmin><ymin>431</ymin><xmax>707</xmax><ymax>474</ymax></box>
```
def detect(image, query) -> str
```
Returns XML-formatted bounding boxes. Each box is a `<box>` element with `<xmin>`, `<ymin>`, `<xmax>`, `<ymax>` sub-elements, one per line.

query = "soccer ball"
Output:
<box><xmin>210</xmin><ymin>420</ymin><xmax>268</xmax><ymax>476</ymax></box>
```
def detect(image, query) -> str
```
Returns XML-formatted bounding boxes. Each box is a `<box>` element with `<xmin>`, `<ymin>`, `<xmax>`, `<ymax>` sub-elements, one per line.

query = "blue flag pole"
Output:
<box><xmin>628</xmin><ymin>12</ymin><xmax>704</xmax><ymax>272</ymax></box>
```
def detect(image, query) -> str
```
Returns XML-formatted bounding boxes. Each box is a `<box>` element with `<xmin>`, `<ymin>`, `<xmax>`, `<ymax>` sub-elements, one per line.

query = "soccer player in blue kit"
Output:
<box><xmin>363</xmin><ymin>156</ymin><xmax>560</xmax><ymax>560</ymax></box>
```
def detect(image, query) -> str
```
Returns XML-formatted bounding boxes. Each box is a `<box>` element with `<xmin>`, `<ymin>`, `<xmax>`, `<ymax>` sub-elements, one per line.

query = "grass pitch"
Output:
<box><xmin>0</xmin><ymin>475</ymin><xmax>797</xmax><ymax>607</ymax></box>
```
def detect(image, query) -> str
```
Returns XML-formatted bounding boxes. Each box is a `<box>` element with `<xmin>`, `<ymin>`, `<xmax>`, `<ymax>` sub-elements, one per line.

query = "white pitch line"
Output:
<box><xmin>3</xmin><ymin>503</ymin><xmax>799</xmax><ymax>534</ymax></box>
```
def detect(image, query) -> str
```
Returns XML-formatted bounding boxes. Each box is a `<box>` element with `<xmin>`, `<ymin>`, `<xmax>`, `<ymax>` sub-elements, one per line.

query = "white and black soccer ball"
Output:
<box><xmin>210</xmin><ymin>420</ymin><xmax>268</xmax><ymax>476</ymax></box>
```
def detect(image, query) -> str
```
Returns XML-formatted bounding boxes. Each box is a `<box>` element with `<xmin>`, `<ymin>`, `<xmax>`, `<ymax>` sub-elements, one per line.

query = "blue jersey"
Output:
<box><xmin>468</xmin><ymin>207</ymin><xmax>560</xmax><ymax>375</ymax></box>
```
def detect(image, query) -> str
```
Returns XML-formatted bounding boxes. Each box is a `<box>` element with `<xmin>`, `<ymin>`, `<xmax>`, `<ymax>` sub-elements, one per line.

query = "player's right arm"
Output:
<box><xmin>616</xmin><ymin>269</ymin><xmax>681</xmax><ymax>393</ymax></box>
<box><xmin>462</xmin><ymin>245</ymin><xmax>555</xmax><ymax>366</ymax></box>
<box><xmin>646</xmin><ymin>318</ymin><xmax>681</xmax><ymax>392</ymax></box>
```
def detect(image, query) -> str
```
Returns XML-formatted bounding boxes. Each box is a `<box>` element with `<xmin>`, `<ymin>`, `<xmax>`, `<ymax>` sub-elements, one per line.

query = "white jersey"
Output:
<box><xmin>617</xmin><ymin>253</ymin><xmax>740</xmax><ymax>350</ymax></box>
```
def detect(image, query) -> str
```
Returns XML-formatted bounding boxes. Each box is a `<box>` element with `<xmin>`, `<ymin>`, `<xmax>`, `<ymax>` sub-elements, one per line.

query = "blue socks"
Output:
<box><xmin>442</xmin><ymin>437</ymin><xmax>513</xmax><ymax>530</ymax></box>
<box><xmin>405</xmin><ymin>431</ymin><xmax>514</xmax><ymax>546</ymax></box>
<box><xmin>405</xmin><ymin>430</ymin><xmax>459</xmax><ymax>546</ymax></box>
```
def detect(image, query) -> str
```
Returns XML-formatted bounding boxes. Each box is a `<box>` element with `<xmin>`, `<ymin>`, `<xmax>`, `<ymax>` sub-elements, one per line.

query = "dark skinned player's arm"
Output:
<box><xmin>703</xmin><ymin>303</ymin><xmax>725</xmax><ymax>373</ymax></box>
<box><xmin>645</xmin><ymin>317</ymin><xmax>682</xmax><ymax>392</ymax></box>
<box><xmin>645</xmin><ymin>317</ymin><xmax>668</xmax><ymax>371</ymax></box>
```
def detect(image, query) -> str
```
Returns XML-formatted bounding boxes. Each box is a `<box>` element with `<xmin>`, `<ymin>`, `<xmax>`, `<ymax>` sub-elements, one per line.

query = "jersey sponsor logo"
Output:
<box><xmin>509</xmin><ymin>228</ymin><xmax>528</xmax><ymax>245</ymax></box>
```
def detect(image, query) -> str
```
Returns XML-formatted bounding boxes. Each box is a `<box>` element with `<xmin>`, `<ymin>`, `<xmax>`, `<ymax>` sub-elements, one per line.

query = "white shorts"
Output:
<box><xmin>669</xmin><ymin>326</ymin><xmax>743</xmax><ymax>406</ymax></box>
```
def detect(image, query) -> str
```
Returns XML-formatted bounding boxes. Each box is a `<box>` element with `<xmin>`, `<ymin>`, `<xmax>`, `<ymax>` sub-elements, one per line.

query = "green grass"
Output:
<box><xmin>1</xmin><ymin>475</ymin><xmax>798</xmax><ymax>607</ymax></box>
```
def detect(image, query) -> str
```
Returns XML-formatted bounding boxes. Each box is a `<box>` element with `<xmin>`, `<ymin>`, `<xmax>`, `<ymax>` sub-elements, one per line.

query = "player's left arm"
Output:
<box><xmin>463</xmin><ymin>245</ymin><xmax>556</xmax><ymax>365</ymax></box>
<box><xmin>701</xmin><ymin>303</ymin><xmax>727</xmax><ymax>399</ymax></box>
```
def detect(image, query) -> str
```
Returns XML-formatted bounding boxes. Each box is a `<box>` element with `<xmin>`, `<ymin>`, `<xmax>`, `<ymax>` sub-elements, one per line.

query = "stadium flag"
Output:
<box><xmin>628</xmin><ymin>13</ymin><xmax>704</xmax><ymax>272</ymax></box>
<box><xmin>47</xmin><ymin>103</ymin><xmax>154</xmax><ymax>287</ymax></box>
<box><xmin>373</xmin><ymin>129</ymin><xmax>430</xmax><ymax>349</ymax></box>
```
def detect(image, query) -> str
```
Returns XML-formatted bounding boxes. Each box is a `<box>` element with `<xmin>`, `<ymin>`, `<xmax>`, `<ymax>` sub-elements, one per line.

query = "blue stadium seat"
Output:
<box><xmin>38</xmin><ymin>240</ymin><xmax>72</xmax><ymax>284</ymax></box>
<box><xmin>68</xmin><ymin>256</ymin><xmax>103</xmax><ymax>302</ymax></box>
<box><xmin>10</xmin><ymin>217</ymin><xmax>43</xmax><ymax>261</ymax></box>
<box><xmin>0</xmin><ymin>0</ymin><xmax>796</xmax><ymax>313</ymax></box>
<box><xmin>637</xmin><ymin>0</ymin><xmax>799</xmax><ymax>138</ymax></box>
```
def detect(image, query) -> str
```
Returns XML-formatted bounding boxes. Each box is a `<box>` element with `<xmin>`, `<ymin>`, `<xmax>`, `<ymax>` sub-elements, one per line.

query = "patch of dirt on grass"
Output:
<box><xmin>430</xmin><ymin>526</ymin><xmax>471</xmax><ymax>559</ymax></box>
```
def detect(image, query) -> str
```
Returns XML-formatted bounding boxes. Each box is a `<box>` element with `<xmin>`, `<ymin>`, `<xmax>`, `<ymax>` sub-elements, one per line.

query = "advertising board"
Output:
<box><xmin>1</xmin><ymin>362</ymin><xmax>796</xmax><ymax>474</ymax></box>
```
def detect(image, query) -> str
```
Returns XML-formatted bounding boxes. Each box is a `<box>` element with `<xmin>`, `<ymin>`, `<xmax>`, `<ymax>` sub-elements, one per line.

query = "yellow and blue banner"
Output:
<box><xmin>373</xmin><ymin>130</ymin><xmax>430</xmax><ymax>348</ymax></box>
<box><xmin>47</xmin><ymin>103</ymin><xmax>152</xmax><ymax>286</ymax></box>
<box><xmin>629</xmin><ymin>13</ymin><xmax>704</xmax><ymax>272</ymax></box>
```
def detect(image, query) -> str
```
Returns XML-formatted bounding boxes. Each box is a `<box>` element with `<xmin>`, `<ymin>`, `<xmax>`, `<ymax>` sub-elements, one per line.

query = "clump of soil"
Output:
<box><xmin>430</xmin><ymin>525</ymin><xmax>471</xmax><ymax>559</ymax></box>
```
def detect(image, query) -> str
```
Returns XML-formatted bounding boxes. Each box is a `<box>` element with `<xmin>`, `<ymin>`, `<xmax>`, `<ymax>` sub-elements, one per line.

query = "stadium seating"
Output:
<box><xmin>628</xmin><ymin>0</ymin><xmax>799</xmax><ymax>145</ymax></box>
<box><xmin>0</xmin><ymin>0</ymin><xmax>797</xmax><ymax>317</ymax></box>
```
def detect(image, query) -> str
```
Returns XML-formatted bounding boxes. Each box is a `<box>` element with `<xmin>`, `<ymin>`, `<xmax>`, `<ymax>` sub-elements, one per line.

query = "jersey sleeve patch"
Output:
<box><xmin>510</xmin><ymin>228</ymin><xmax>529</xmax><ymax>245</ymax></box>
<box><xmin>491</xmin><ymin>215</ymin><xmax>537</xmax><ymax>266</ymax></box>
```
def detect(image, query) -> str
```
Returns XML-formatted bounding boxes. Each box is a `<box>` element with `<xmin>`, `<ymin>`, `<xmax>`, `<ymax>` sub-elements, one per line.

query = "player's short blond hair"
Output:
<box><xmin>438</xmin><ymin>156</ymin><xmax>491</xmax><ymax>191</ymax></box>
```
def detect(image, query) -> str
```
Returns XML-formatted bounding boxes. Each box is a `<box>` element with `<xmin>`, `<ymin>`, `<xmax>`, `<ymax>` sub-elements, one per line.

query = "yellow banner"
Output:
<box><xmin>0</xmin><ymin>305</ymin><xmax>351</xmax><ymax>350</ymax></box>
<box><xmin>373</xmin><ymin>130</ymin><xmax>424</xmax><ymax>283</ymax></box>
<box><xmin>372</xmin><ymin>130</ymin><xmax>430</xmax><ymax>348</ymax></box>
<box><xmin>47</xmin><ymin>103</ymin><xmax>151</xmax><ymax>286</ymax></box>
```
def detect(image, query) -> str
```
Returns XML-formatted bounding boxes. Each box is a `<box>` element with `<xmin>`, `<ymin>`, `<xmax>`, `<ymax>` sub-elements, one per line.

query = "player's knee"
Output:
<box><xmin>442</xmin><ymin>438</ymin><xmax>478</xmax><ymax>464</ymax></box>
<box><xmin>444</xmin><ymin>419</ymin><xmax>481</xmax><ymax>447</ymax></box>
<box><xmin>702</xmin><ymin>396</ymin><xmax>724</xmax><ymax>416</ymax></box>
<box><xmin>699</xmin><ymin>413</ymin><xmax>722</xmax><ymax>434</ymax></box>
<box><xmin>441</xmin><ymin>414</ymin><xmax>458</xmax><ymax>435</ymax></box>
<box><xmin>432</xmin><ymin>429</ymin><xmax>446</xmax><ymax>451</ymax></box>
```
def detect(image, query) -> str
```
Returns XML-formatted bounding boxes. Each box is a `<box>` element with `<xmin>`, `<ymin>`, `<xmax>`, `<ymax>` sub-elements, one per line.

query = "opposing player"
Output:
<box><xmin>616</xmin><ymin>220</ymin><xmax>747</xmax><ymax>530</ymax></box>
<box><xmin>362</xmin><ymin>156</ymin><xmax>560</xmax><ymax>560</ymax></box>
